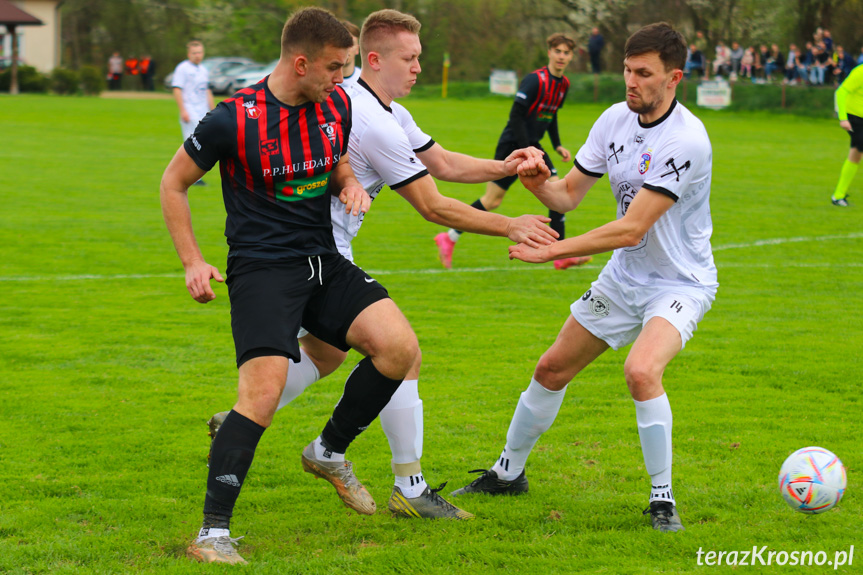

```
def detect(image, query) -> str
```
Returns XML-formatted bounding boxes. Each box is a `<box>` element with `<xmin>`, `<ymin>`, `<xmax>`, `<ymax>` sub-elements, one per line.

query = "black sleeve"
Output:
<box><xmin>183</xmin><ymin>102</ymin><xmax>236</xmax><ymax>172</ymax></box>
<box><xmin>508</xmin><ymin>100</ymin><xmax>531</xmax><ymax>148</ymax></box>
<box><xmin>547</xmin><ymin>114</ymin><xmax>561</xmax><ymax>149</ymax></box>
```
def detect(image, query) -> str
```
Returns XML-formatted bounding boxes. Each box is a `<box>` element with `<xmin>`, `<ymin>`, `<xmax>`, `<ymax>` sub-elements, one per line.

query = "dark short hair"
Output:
<box><xmin>547</xmin><ymin>33</ymin><xmax>575</xmax><ymax>51</ymax></box>
<box><xmin>624</xmin><ymin>22</ymin><xmax>687</xmax><ymax>71</ymax></box>
<box><xmin>281</xmin><ymin>7</ymin><xmax>353</xmax><ymax>59</ymax></box>
<box><xmin>341</xmin><ymin>20</ymin><xmax>360</xmax><ymax>38</ymax></box>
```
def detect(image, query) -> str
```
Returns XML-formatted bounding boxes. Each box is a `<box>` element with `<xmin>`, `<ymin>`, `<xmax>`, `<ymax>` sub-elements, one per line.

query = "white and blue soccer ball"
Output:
<box><xmin>778</xmin><ymin>447</ymin><xmax>846</xmax><ymax>514</ymax></box>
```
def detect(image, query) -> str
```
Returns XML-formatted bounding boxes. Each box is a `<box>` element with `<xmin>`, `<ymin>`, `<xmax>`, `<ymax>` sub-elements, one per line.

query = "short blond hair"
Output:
<box><xmin>359</xmin><ymin>9</ymin><xmax>421</xmax><ymax>60</ymax></box>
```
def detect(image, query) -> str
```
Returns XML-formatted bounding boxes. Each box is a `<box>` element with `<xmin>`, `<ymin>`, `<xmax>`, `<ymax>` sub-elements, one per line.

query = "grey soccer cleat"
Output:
<box><xmin>388</xmin><ymin>483</ymin><xmax>475</xmax><ymax>519</ymax></box>
<box><xmin>450</xmin><ymin>469</ymin><xmax>529</xmax><ymax>496</ymax></box>
<box><xmin>186</xmin><ymin>535</ymin><xmax>246</xmax><ymax>564</ymax></box>
<box><xmin>832</xmin><ymin>196</ymin><xmax>850</xmax><ymax>207</ymax></box>
<box><xmin>206</xmin><ymin>411</ymin><xmax>229</xmax><ymax>466</ymax></box>
<box><xmin>643</xmin><ymin>501</ymin><xmax>685</xmax><ymax>532</ymax></box>
<box><xmin>301</xmin><ymin>441</ymin><xmax>376</xmax><ymax>515</ymax></box>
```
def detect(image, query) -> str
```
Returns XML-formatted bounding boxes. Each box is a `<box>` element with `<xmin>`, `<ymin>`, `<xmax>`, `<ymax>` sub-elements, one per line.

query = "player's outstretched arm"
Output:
<box><xmin>518</xmin><ymin>158</ymin><xmax>597</xmax><ymax>213</ymax></box>
<box><xmin>332</xmin><ymin>153</ymin><xmax>371</xmax><ymax>216</ymax></box>
<box><xmin>508</xmin><ymin>186</ymin><xmax>675</xmax><ymax>264</ymax></box>
<box><xmin>160</xmin><ymin>146</ymin><xmax>223</xmax><ymax>303</ymax></box>
<box><xmin>396</xmin><ymin>174</ymin><xmax>558</xmax><ymax>246</ymax></box>
<box><xmin>417</xmin><ymin>143</ymin><xmax>540</xmax><ymax>184</ymax></box>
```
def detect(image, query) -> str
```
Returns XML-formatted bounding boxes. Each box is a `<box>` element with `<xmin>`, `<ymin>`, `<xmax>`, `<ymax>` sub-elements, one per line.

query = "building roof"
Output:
<box><xmin>0</xmin><ymin>0</ymin><xmax>43</xmax><ymax>26</ymax></box>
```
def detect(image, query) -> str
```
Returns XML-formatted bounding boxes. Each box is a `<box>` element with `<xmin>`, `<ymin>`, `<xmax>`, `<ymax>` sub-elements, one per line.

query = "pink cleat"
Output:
<box><xmin>553</xmin><ymin>256</ymin><xmax>592</xmax><ymax>270</ymax></box>
<box><xmin>434</xmin><ymin>232</ymin><xmax>455</xmax><ymax>269</ymax></box>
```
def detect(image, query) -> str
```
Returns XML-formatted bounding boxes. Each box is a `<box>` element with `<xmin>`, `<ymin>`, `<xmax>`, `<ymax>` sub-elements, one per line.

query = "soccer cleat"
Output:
<box><xmin>643</xmin><ymin>501</ymin><xmax>685</xmax><ymax>532</ymax></box>
<box><xmin>186</xmin><ymin>535</ymin><xmax>247</xmax><ymax>564</ymax></box>
<box><xmin>434</xmin><ymin>232</ymin><xmax>455</xmax><ymax>269</ymax></box>
<box><xmin>450</xmin><ymin>469</ymin><xmax>529</xmax><ymax>496</ymax></box>
<box><xmin>832</xmin><ymin>196</ymin><xmax>850</xmax><ymax>207</ymax></box>
<box><xmin>206</xmin><ymin>411</ymin><xmax>230</xmax><ymax>467</ymax></box>
<box><xmin>388</xmin><ymin>483</ymin><xmax>475</xmax><ymax>519</ymax></box>
<box><xmin>301</xmin><ymin>441</ymin><xmax>376</xmax><ymax>515</ymax></box>
<box><xmin>553</xmin><ymin>256</ymin><xmax>593</xmax><ymax>270</ymax></box>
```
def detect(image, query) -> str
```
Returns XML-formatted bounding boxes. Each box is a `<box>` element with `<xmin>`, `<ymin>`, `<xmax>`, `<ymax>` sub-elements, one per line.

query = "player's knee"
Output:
<box><xmin>406</xmin><ymin>348</ymin><xmax>422</xmax><ymax>380</ymax></box>
<box><xmin>481</xmin><ymin>192</ymin><xmax>505</xmax><ymax>210</ymax></box>
<box><xmin>373</xmin><ymin>329</ymin><xmax>418</xmax><ymax>380</ymax></box>
<box><xmin>311</xmin><ymin>349</ymin><xmax>348</xmax><ymax>378</ymax></box>
<box><xmin>623</xmin><ymin>361</ymin><xmax>660</xmax><ymax>396</ymax></box>
<box><xmin>534</xmin><ymin>353</ymin><xmax>572</xmax><ymax>390</ymax></box>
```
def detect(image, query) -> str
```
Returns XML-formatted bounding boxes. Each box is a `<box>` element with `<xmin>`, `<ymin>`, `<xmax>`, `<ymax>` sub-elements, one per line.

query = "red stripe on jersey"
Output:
<box><xmin>234</xmin><ymin>99</ymin><xmax>254</xmax><ymax>194</ymax></box>
<box><xmin>325</xmin><ymin>89</ymin><xmax>346</xmax><ymax>153</ymax></box>
<box><xmin>314</xmin><ymin>104</ymin><xmax>334</xmax><ymax>161</ymax></box>
<box><xmin>256</xmin><ymin>88</ymin><xmax>275</xmax><ymax>200</ymax></box>
<box><xmin>527</xmin><ymin>68</ymin><xmax>547</xmax><ymax>117</ymax></box>
<box><xmin>279</xmin><ymin>106</ymin><xmax>292</xmax><ymax>180</ymax></box>
<box><xmin>297</xmin><ymin>109</ymin><xmax>313</xmax><ymax>178</ymax></box>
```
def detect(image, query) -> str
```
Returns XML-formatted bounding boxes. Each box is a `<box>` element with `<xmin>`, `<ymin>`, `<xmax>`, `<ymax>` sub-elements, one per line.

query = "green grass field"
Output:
<box><xmin>1</xmin><ymin>92</ymin><xmax>861</xmax><ymax>574</ymax></box>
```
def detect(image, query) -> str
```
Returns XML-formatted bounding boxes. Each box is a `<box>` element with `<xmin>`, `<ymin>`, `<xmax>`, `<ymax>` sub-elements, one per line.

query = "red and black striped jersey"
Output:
<box><xmin>184</xmin><ymin>77</ymin><xmax>351</xmax><ymax>258</ymax></box>
<box><xmin>499</xmin><ymin>66</ymin><xmax>570</xmax><ymax>149</ymax></box>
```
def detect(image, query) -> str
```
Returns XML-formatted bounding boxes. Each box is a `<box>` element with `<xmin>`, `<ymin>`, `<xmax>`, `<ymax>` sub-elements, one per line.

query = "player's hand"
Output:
<box><xmin>840</xmin><ymin>120</ymin><xmax>852</xmax><ymax>132</ymax></box>
<box><xmin>339</xmin><ymin>185</ymin><xmax>371</xmax><ymax>216</ymax></box>
<box><xmin>508</xmin><ymin>242</ymin><xmax>552</xmax><ymax>264</ymax></box>
<box><xmin>502</xmin><ymin>146</ymin><xmax>544</xmax><ymax>175</ymax></box>
<box><xmin>517</xmin><ymin>156</ymin><xmax>552</xmax><ymax>192</ymax></box>
<box><xmin>555</xmin><ymin>146</ymin><xmax>572</xmax><ymax>162</ymax></box>
<box><xmin>181</xmin><ymin>110</ymin><xmax>190</xmax><ymax>123</ymax></box>
<box><xmin>185</xmin><ymin>260</ymin><xmax>224</xmax><ymax>304</ymax></box>
<box><xmin>505</xmin><ymin>214</ymin><xmax>559</xmax><ymax>247</ymax></box>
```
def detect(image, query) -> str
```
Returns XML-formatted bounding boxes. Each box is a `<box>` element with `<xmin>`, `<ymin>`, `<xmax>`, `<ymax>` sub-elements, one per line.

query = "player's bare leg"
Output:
<box><xmin>625</xmin><ymin>317</ymin><xmax>685</xmax><ymax>532</ymax></box>
<box><xmin>302</xmin><ymin>299</ymin><xmax>417</xmax><ymax>515</ymax></box>
<box><xmin>453</xmin><ymin>316</ymin><xmax>607</xmax><ymax>495</ymax></box>
<box><xmin>832</xmin><ymin>147</ymin><xmax>861</xmax><ymax>206</ymax></box>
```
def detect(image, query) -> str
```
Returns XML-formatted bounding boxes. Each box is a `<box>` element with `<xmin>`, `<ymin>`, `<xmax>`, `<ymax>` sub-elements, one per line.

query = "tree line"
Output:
<box><xmin>59</xmin><ymin>0</ymin><xmax>863</xmax><ymax>85</ymax></box>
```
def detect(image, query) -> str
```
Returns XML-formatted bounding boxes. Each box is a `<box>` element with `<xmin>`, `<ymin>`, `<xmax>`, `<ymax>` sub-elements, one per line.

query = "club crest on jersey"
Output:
<box><xmin>319</xmin><ymin>122</ymin><xmax>337</xmax><ymax>144</ymax></box>
<box><xmin>638</xmin><ymin>151</ymin><xmax>651</xmax><ymax>174</ymax></box>
<box><xmin>243</xmin><ymin>100</ymin><xmax>261</xmax><ymax>119</ymax></box>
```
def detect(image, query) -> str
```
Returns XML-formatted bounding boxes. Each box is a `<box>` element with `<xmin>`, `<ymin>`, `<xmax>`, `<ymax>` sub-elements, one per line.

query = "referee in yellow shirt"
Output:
<box><xmin>832</xmin><ymin>64</ymin><xmax>863</xmax><ymax>206</ymax></box>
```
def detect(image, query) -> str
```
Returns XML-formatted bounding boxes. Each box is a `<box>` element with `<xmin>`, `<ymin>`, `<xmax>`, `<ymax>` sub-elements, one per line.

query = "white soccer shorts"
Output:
<box><xmin>570</xmin><ymin>266</ymin><xmax>715</xmax><ymax>351</ymax></box>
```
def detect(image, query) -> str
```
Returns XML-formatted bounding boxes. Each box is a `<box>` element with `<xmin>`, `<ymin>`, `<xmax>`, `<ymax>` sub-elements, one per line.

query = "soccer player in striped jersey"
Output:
<box><xmin>435</xmin><ymin>33</ymin><xmax>592</xmax><ymax>271</ymax></box>
<box><xmin>453</xmin><ymin>22</ymin><xmax>718</xmax><ymax>534</ymax></box>
<box><xmin>831</xmin><ymin>63</ymin><xmax>863</xmax><ymax>206</ymax></box>
<box><xmin>162</xmin><ymin>7</ymin><xmax>420</xmax><ymax>564</ymax></box>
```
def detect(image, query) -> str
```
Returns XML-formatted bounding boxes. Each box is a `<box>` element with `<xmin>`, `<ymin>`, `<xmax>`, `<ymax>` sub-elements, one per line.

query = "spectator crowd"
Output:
<box><xmin>683</xmin><ymin>27</ymin><xmax>860</xmax><ymax>86</ymax></box>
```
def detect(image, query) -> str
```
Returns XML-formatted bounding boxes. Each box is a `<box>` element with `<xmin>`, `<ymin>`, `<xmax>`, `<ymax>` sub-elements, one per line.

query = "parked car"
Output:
<box><xmin>227</xmin><ymin>59</ymin><xmax>278</xmax><ymax>92</ymax></box>
<box><xmin>210</xmin><ymin>62</ymin><xmax>264</xmax><ymax>94</ymax></box>
<box><xmin>163</xmin><ymin>56</ymin><xmax>257</xmax><ymax>89</ymax></box>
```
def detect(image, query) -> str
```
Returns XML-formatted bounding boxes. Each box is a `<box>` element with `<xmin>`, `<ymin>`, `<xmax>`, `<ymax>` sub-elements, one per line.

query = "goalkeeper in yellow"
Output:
<box><xmin>832</xmin><ymin>64</ymin><xmax>863</xmax><ymax>206</ymax></box>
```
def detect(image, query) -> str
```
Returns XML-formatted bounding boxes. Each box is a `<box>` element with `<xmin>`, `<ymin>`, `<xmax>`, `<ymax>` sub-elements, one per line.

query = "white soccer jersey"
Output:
<box><xmin>172</xmin><ymin>60</ymin><xmax>210</xmax><ymax>119</ymax></box>
<box><xmin>331</xmin><ymin>80</ymin><xmax>433</xmax><ymax>259</ymax></box>
<box><xmin>342</xmin><ymin>67</ymin><xmax>361</xmax><ymax>91</ymax></box>
<box><xmin>574</xmin><ymin>100</ymin><xmax>718</xmax><ymax>290</ymax></box>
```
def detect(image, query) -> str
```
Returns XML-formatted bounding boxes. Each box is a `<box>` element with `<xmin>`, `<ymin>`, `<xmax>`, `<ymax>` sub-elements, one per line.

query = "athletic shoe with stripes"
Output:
<box><xmin>643</xmin><ymin>501</ymin><xmax>685</xmax><ymax>532</ymax></box>
<box><xmin>186</xmin><ymin>535</ymin><xmax>246</xmax><ymax>564</ymax></box>
<box><xmin>388</xmin><ymin>484</ymin><xmax>474</xmax><ymax>519</ymax></box>
<box><xmin>832</xmin><ymin>196</ymin><xmax>850</xmax><ymax>207</ymax></box>
<box><xmin>301</xmin><ymin>441</ymin><xmax>376</xmax><ymax>515</ymax></box>
<box><xmin>450</xmin><ymin>469</ymin><xmax>529</xmax><ymax>496</ymax></box>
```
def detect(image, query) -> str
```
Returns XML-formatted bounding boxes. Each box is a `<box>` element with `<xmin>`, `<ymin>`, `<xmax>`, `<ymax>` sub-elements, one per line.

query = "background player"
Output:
<box><xmin>208</xmin><ymin>8</ymin><xmax>558</xmax><ymax>522</ymax></box>
<box><xmin>830</xmin><ymin>62</ymin><xmax>863</xmax><ymax>207</ymax></box>
<box><xmin>341</xmin><ymin>20</ymin><xmax>362</xmax><ymax>90</ymax></box>
<box><xmin>435</xmin><ymin>33</ymin><xmax>591</xmax><ymax>270</ymax></box>
<box><xmin>162</xmin><ymin>8</ymin><xmax>422</xmax><ymax>564</ymax></box>
<box><xmin>452</xmin><ymin>22</ymin><xmax>718</xmax><ymax>534</ymax></box>
<box><xmin>171</xmin><ymin>40</ymin><xmax>214</xmax><ymax>185</ymax></box>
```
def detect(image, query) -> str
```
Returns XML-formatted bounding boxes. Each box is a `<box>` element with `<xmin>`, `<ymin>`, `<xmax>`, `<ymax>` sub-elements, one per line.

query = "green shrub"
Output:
<box><xmin>79</xmin><ymin>65</ymin><xmax>105</xmax><ymax>95</ymax></box>
<box><xmin>0</xmin><ymin>65</ymin><xmax>49</xmax><ymax>92</ymax></box>
<box><xmin>51</xmin><ymin>67</ymin><xmax>81</xmax><ymax>95</ymax></box>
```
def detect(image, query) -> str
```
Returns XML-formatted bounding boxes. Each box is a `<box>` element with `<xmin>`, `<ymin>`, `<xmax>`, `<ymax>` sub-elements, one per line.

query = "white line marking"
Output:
<box><xmin>1</xmin><ymin>232</ymin><xmax>860</xmax><ymax>282</ymax></box>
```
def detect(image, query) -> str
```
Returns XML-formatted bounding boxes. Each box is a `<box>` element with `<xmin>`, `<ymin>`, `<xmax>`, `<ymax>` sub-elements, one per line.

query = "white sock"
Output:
<box><xmin>394</xmin><ymin>473</ymin><xmax>427</xmax><ymax>498</ymax></box>
<box><xmin>313</xmin><ymin>435</ymin><xmax>344</xmax><ymax>462</ymax></box>
<box><xmin>197</xmin><ymin>527</ymin><xmax>229</xmax><ymax>541</ymax></box>
<box><xmin>277</xmin><ymin>348</ymin><xmax>321</xmax><ymax>411</ymax></box>
<box><xmin>380</xmin><ymin>379</ymin><xmax>423</xmax><ymax>463</ymax></box>
<box><xmin>447</xmin><ymin>229</ymin><xmax>460</xmax><ymax>243</ymax></box>
<box><xmin>634</xmin><ymin>394</ymin><xmax>674</xmax><ymax>504</ymax></box>
<box><xmin>491</xmin><ymin>378</ymin><xmax>566</xmax><ymax>481</ymax></box>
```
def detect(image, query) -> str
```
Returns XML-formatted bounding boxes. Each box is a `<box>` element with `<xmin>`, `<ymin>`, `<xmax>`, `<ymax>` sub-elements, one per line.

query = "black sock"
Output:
<box><xmin>453</xmin><ymin>199</ymin><xmax>488</xmax><ymax>235</ymax></box>
<box><xmin>549</xmin><ymin>210</ymin><xmax>566</xmax><ymax>240</ymax></box>
<box><xmin>321</xmin><ymin>356</ymin><xmax>403</xmax><ymax>453</ymax></box>
<box><xmin>202</xmin><ymin>410</ymin><xmax>266</xmax><ymax>527</ymax></box>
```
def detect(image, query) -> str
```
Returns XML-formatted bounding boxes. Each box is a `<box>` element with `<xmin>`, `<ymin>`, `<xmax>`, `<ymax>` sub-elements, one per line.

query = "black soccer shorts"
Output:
<box><xmin>847</xmin><ymin>114</ymin><xmax>863</xmax><ymax>152</ymax></box>
<box><xmin>226</xmin><ymin>253</ymin><xmax>389</xmax><ymax>367</ymax></box>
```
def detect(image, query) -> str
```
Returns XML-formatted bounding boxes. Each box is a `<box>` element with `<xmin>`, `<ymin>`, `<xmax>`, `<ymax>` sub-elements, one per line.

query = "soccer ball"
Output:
<box><xmin>778</xmin><ymin>447</ymin><xmax>846</xmax><ymax>514</ymax></box>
